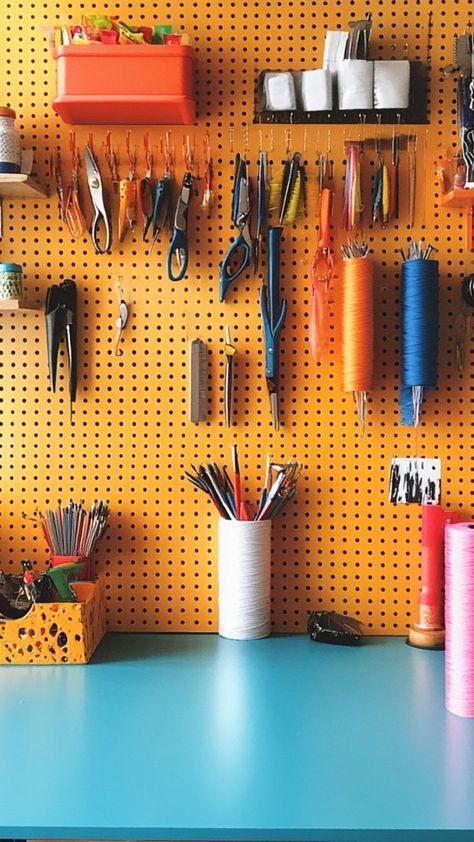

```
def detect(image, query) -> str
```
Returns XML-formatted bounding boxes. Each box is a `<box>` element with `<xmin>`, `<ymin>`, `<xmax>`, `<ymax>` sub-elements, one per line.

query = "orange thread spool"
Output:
<box><xmin>341</xmin><ymin>256</ymin><xmax>374</xmax><ymax>430</ymax></box>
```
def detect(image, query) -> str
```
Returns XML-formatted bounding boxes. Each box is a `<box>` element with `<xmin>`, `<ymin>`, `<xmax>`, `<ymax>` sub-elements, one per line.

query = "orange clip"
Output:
<box><xmin>118</xmin><ymin>179</ymin><xmax>137</xmax><ymax>242</ymax></box>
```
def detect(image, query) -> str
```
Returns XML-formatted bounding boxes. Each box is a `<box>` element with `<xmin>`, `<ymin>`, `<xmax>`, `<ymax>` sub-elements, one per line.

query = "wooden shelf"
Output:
<box><xmin>0</xmin><ymin>299</ymin><xmax>42</xmax><ymax>311</ymax></box>
<box><xmin>0</xmin><ymin>174</ymin><xmax>48</xmax><ymax>199</ymax></box>
<box><xmin>439</xmin><ymin>188</ymin><xmax>474</xmax><ymax>209</ymax></box>
<box><xmin>439</xmin><ymin>189</ymin><xmax>474</xmax><ymax>251</ymax></box>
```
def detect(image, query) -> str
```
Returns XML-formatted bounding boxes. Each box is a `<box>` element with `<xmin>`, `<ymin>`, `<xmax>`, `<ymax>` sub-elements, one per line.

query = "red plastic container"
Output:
<box><xmin>52</xmin><ymin>44</ymin><xmax>196</xmax><ymax>125</ymax></box>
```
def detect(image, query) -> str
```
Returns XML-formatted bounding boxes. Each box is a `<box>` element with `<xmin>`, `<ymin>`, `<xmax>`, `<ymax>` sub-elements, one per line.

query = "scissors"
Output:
<box><xmin>219</xmin><ymin>155</ymin><xmax>253</xmax><ymax>302</ymax></box>
<box><xmin>147</xmin><ymin>170</ymin><xmax>173</xmax><ymax>254</ymax></box>
<box><xmin>85</xmin><ymin>144</ymin><xmax>112</xmax><ymax>254</ymax></box>
<box><xmin>167</xmin><ymin>170</ymin><xmax>193</xmax><ymax>281</ymax></box>
<box><xmin>260</xmin><ymin>226</ymin><xmax>287</xmax><ymax>430</ymax></box>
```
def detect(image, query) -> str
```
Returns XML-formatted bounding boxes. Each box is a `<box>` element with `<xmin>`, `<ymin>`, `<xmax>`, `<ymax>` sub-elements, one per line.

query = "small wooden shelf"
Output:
<box><xmin>0</xmin><ymin>299</ymin><xmax>42</xmax><ymax>311</ymax></box>
<box><xmin>439</xmin><ymin>189</ymin><xmax>474</xmax><ymax>251</ymax></box>
<box><xmin>439</xmin><ymin>188</ymin><xmax>474</xmax><ymax>209</ymax></box>
<box><xmin>0</xmin><ymin>174</ymin><xmax>48</xmax><ymax>199</ymax></box>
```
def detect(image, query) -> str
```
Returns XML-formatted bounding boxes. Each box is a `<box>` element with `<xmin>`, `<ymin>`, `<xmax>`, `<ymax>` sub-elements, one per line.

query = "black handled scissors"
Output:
<box><xmin>85</xmin><ymin>144</ymin><xmax>112</xmax><ymax>254</ymax></box>
<box><xmin>167</xmin><ymin>170</ymin><xmax>193</xmax><ymax>281</ymax></box>
<box><xmin>219</xmin><ymin>155</ymin><xmax>253</xmax><ymax>302</ymax></box>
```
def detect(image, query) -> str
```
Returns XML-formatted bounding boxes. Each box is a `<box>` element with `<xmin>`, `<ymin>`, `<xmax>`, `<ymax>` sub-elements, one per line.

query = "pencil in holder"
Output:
<box><xmin>218</xmin><ymin>518</ymin><xmax>272</xmax><ymax>640</ymax></box>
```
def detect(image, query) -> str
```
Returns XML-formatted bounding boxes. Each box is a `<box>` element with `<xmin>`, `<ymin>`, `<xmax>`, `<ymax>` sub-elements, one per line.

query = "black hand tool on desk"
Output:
<box><xmin>220</xmin><ymin>154</ymin><xmax>253</xmax><ymax>302</ymax></box>
<box><xmin>167</xmin><ymin>170</ymin><xmax>193</xmax><ymax>281</ymax></box>
<box><xmin>45</xmin><ymin>279</ymin><xmax>77</xmax><ymax>422</ymax></box>
<box><xmin>85</xmin><ymin>143</ymin><xmax>112</xmax><ymax>254</ymax></box>
<box><xmin>260</xmin><ymin>226</ymin><xmax>287</xmax><ymax>430</ymax></box>
<box><xmin>308</xmin><ymin>611</ymin><xmax>364</xmax><ymax>646</ymax></box>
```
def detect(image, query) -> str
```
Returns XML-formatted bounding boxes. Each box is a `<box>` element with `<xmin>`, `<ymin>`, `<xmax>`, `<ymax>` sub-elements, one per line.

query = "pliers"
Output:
<box><xmin>85</xmin><ymin>144</ymin><xmax>112</xmax><ymax>254</ymax></box>
<box><xmin>260</xmin><ymin>226</ymin><xmax>287</xmax><ymax>430</ymax></box>
<box><xmin>167</xmin><ymin>170</ymin><xmax>193</xmax><ymax>281</ymax></box>
<box><xmin>45</xmin><ymin>279</ymin><xmax>77</xmax><ymax>422</ymax></box>
<box><xmin>219</xmin><ymin>155</ymin><xmax>253</xmax><ymax>302</ymax></box>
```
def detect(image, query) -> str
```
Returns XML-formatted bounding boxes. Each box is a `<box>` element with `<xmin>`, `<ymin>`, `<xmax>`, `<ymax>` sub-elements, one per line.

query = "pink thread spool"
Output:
<box><xmin>445</xmin><ymin>521</ymin><xmax>474</xmax><ymax>718</ymax></box>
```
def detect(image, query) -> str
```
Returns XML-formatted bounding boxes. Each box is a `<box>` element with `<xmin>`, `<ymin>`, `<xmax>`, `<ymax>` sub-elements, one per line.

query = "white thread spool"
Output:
<box><xmin>218</xmin><ymin>519</ymin><xmax>271</xmax><ymax>640</ymax></box>
<box><xmin>0</xmin><ymin>107</ymin><xmax>21</xmax><ymax>173</ymax></box>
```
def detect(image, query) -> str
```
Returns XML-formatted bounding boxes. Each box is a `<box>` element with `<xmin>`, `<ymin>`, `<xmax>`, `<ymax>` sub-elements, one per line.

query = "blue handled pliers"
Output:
<box><xmin>219</xmin><ymin>155</ymin><xmax>253</xmax><ymax>302</ymax></box>
<box><xmin>167</xmin><ymin>170</ymin><xmax>194</xmax><ymax>281</ymax></box>
<box><xmin>260</xmin><ymin>226</ymin><xmax>287</xmax><ymax>430</ymax></box>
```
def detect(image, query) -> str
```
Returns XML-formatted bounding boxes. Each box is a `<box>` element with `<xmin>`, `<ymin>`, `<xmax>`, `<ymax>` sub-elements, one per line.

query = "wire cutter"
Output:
<box><xmin>219</xmin><ymin>155</ymin><xmax>253</xmax><ymax>302</ymax></box>
<box><xmin>45</xmin><ymin>279</ymin><xmax>77</xmax><ymax>422</ymax></box>
<box><xmin>260</xmin><ymin>226</ymin><xmax>287</xmax><ymax>430</ymax></box>
<box><xmin>85</xmin><ymin>144</ymin><xmax>112</xmax><ymax>254</ymax></box>
<box><xmin>167</xmin><ymin>170</ymin><xmax>193</xmax><ymax>281</ymax></box>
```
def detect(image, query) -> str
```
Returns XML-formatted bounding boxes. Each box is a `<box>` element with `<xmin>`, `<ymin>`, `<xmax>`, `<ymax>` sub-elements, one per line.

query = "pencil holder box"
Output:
<box><xmin>218</xmin><ymin>519</ymin><xmax>272</xmax><ymax>640</ymax></box>
<box><xmin>52</xmin><ymin>44</ymin><xmax>197</xmax><ymax>124</ymax></box>
<box><xmin>0</xmin><ymin>577</ymin><xmax>106</xmax><ymax>665</ymax></box>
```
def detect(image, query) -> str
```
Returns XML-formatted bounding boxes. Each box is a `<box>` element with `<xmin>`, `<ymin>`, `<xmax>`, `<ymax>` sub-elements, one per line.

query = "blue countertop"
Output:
<box><xmin>0</xmin><ymin>633</ymin><xmax>473</xmax><ymax>841</ymax></box>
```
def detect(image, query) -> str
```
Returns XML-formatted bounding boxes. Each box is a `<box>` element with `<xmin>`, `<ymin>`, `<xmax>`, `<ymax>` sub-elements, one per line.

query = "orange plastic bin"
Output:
<box><xmin>52</xmin><ymin>44</ymin><xmax>197</xmax><ymax>125</ymax></box>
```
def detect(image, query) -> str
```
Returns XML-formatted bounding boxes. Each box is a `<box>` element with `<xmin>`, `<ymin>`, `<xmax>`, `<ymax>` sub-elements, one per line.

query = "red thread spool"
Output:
<box><xmin>408</xmin><ymin>505</ymin><xmax>460</xmax><ymax>649</ymax></box>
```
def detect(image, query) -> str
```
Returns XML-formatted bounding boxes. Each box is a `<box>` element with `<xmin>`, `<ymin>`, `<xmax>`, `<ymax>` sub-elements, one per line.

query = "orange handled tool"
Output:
<box><xmin>118</xmin><ymin>178</ymin><xmax>138</xmax><ymax>242</ymax></box>
<box><xmin>310</xmin><ymin>186</ymin><xmax>333</xmax><ymax>362</ymax></box>
<box><xmin>118</xmin><ymin>131</ymin><xmax>138</xmax><ymax>242</ymax></box>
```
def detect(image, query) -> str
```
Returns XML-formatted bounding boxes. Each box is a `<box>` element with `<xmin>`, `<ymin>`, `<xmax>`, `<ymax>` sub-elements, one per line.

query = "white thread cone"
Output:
<box><xmin>218</xmin><ymin>519</ymin><xmax>271</xmax><ymax>640</ymax></box>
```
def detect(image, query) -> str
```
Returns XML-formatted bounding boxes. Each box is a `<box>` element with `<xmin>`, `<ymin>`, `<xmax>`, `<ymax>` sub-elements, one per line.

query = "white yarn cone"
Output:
<box><xmin>218</xmin><ymin>519</ymin><xmax>272</xmax><ymax>640</ymax></box>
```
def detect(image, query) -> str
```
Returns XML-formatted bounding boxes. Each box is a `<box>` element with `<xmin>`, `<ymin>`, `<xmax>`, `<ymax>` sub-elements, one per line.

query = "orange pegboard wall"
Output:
<box><xmin>0</xmin><ymin>0</ymin><xmax>470</xmax><ymax>634</ymax></box>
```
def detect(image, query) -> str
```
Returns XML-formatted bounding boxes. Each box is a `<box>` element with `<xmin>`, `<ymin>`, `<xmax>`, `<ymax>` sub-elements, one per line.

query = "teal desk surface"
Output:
<box><xmin>0</xmin><ymin>634</ymin><xmax>473</xmax><ymax>842</ymax></box>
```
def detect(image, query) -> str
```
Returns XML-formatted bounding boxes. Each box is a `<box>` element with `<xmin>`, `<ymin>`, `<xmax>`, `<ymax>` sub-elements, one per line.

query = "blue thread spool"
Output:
<box><xmin>400</xmin><ymin>259</ymin><xmax>439</xmax><ymax>426</ymax></box>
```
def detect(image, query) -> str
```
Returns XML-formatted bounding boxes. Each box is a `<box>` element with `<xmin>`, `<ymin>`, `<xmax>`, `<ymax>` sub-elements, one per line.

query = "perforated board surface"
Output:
<box><xmin>0</xmin><ymin>0</ymin><xmax>471</xmax><ymax>634</ymax></box>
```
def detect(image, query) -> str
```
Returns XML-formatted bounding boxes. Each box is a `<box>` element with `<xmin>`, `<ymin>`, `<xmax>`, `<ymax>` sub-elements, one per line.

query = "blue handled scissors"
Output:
<box><xmin>85</xmin><ymin>144</ymin><xmax>112</xmax><ymax>254</ymax></box>
<box><xmin>167</xmin><ymin>170</ymin><xmax>193</xmax><ymax>282</ymax></box>
<box><xmin>219</xmin><ymin>155</ymin><xmax>253</xmax><ymax>302</ymax></box>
